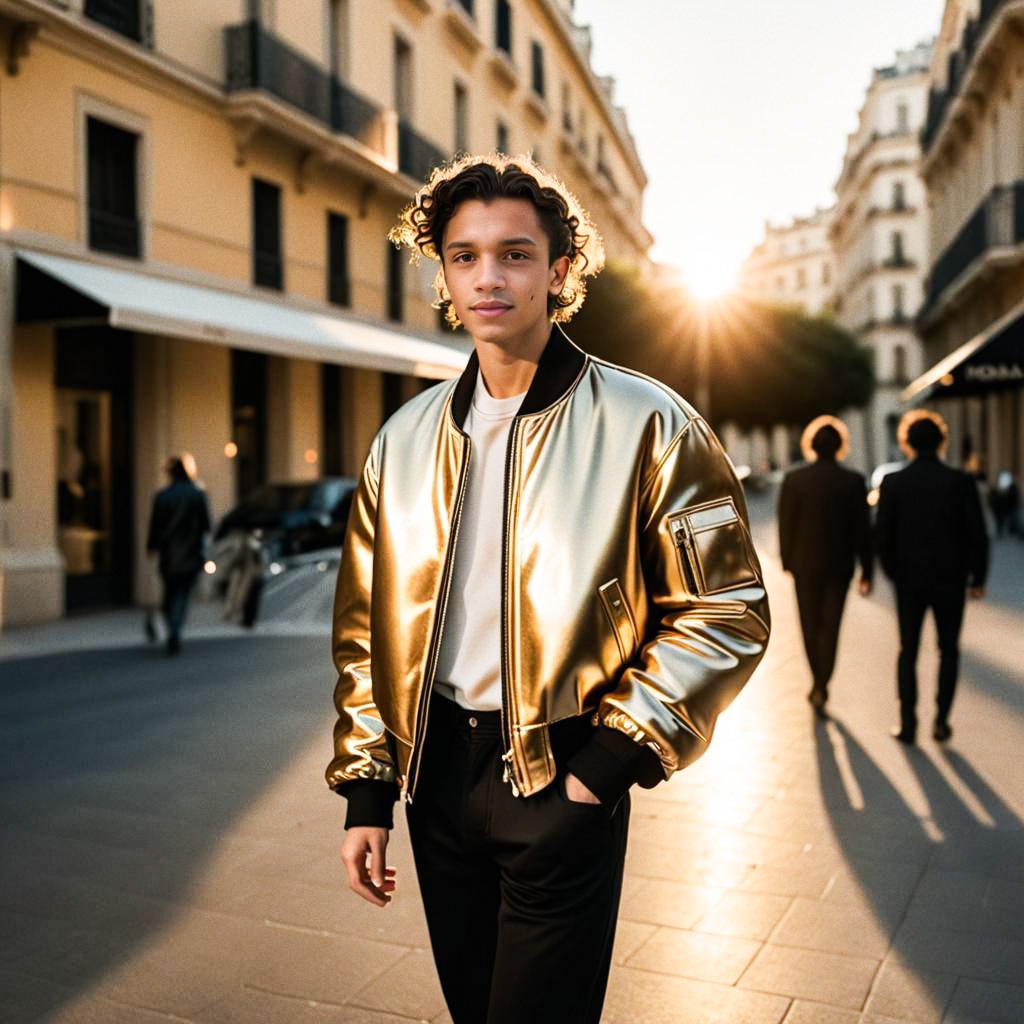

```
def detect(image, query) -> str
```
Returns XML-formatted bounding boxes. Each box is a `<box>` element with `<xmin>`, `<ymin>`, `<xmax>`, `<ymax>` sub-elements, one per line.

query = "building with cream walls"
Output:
<box><xmin>0</xmin><ymin>0</ymin><xmax>651</xmax><ymax>625</ymax></box>
<box><xmin>738</xmin><ymin>207</ymin><xmax>836</xmax><ymax>317</ymax></box>
<box><xmin>905</xmin><ymin>0</ymin><xmax>1024</xmax><ymax>484</ymax></box>
<box><xmin>831</xmin><ymin>40</ymin><xmax>933</xmax><ymax>472</ymax></box>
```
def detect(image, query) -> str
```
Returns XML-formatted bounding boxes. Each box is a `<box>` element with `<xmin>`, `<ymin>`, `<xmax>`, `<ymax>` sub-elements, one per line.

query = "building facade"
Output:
<box><xmin>908</xmin><ymin>0</ymin><xmax>1024</xmax><ymax>483</ymax></box>
<box><xmin>738</xmin><ymin>207</ymin><xmax>835</xmax><ymax>316</ymax></box>
<box><xmin>0</xmin><ymin>0</ymin><xmax>650</xmax><ymax>625</ymax></box>
<box><xmin>831</xmin><ymin>40</ymin><xmax>933</xmax><ymax>472</ymax></box>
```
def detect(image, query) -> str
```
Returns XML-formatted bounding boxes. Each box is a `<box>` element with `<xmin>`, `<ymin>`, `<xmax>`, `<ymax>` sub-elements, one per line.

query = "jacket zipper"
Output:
<box><xmin>405</xmin><ymin>440</ymin><xmax>472</xmax><ymax>804</ymax></box>
<box><xmin>500</xmin><ymin>419</ymin><xmax>521</xmax><ymax>797</ymax></box>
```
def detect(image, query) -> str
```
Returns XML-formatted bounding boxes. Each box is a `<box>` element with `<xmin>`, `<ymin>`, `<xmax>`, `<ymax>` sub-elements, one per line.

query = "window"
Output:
<box><xmin>890</xmin><ymin>230</ymin><xmax>905</xmax><ymax>263</ymax></box>
<box><xmin>382</xmin><ymin>372</ymin><xmax>405</xmax><ymax>420</ymax></box>
<box><xmin>454</xmin><ymin>81</ymin><xmax>469</xmax><ymax>155</ymax></box>
<box><xmin>327</xmin><ymin>0</ymin><xmax>349</xmax><ymax>78</ymax></box>
<box><xmin>85</xmin><ymin>0</ymin><xmax>142</xmax><ymax>42</ymax></box>
<box><xmin>495</xmin><ymin>0</ymin><xmax>512</xmax><ymax>55</ymax></box>
<box><xmin>232</xmin><ymin>350</ymin><xmax>268</xmax><ymax>501</ymax></box>
<box><xmin>796</xmin><ymin>266</ymin><xmax>807</xmax><ymax>290</ymax></box>
<box><xmin>387</xmin><ymin>243</ymin><xmax>403</xmax><ymax>322</ymax></box>
<box><xmin>822</xmin><ymin>262</ymin><xmax>832</xmax><ymax>286</ymax></box>
<box><xmin>327</xmin><ymin>211</ymin><xmax>350</xmax><ymax>307</ymax></box>
<box><xmin>896</xmin><ymin>101</ymin><xmax>909</xmax><ymax>134</ymax></box>
<box><xmin>577</xmin><ymin>108</ymin><xmax>587</xmax><ymax>154</ymax></box>
<box><xmin>775</xmin><ymin>275</ymin><xmax>785</xmax><ymax>292</ymax></box>
<box><xmin>321</xmin><ymin>364</ymin><xmax>344</xmax><ymax>476</ymax></box>
<box><xmin>87</xmin><ymin>117</ymin><xmax>140</xmax><ymax>259</ymax></box>
<box><xmin>252</xmin><ymin>178</ymin><xmax>283</xmax><ymax>290</ymax></box>
<box><xmin>496</xmin><ymin>119</ymin><xmax>509</xmax><ymax>153</ymax></box>
<box><xmin>393</xmin><ymin>35</ymin><xmax>413</xmax><ymax>119</ymax></box>
<box><xmin>454</xmin><ymin>0</ymin><xmax>474</xmax><ymax>15</ymax></box>
<box><xmin>893</xmin><ymin>344</ymin><xmax>908</xmax><ymax>383</ymax></box>
<box><xmin>892</xmin><ymin>181</ymin><xmax>906</xmax><ymax>210</ymax></box>
<box><xmin>892</xmin><ymin>283</ymin><xmax>905</xmax><ymax>319</ymax></box>
<box><xmin>561</xmin><ymin>81</ymin><xmax>572</xmax><ymax>132</ymax></box>
<box><xmin>531</xmin><ymin>40</ymin><xmax>545</xmax><ymax>98</ymax></box>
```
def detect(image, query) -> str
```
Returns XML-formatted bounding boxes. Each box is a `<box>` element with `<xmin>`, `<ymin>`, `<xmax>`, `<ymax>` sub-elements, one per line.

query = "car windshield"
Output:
<box><xmin>238</xmin><ymin>480</ymin><xmax>351</xmax><ymax>513</ymax></box>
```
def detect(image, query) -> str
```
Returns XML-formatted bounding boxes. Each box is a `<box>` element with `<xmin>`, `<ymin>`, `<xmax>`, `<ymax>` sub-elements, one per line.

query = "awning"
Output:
<box><xmin>15</xmin><ymin>249</ymin><xmax>470</xmax><ymax>380</ymax></box>
<box><xmin>902</xmin><ymin>296</ymin><xmax>1024</xmax><ymax>402</ymax></box>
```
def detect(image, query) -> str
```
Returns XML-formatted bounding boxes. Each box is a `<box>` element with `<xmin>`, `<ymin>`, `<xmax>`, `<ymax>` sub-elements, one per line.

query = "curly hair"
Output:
<box><xmin>388</xmin><ymin>152</ymin><xmax>605</xmax><ymax>328</ymax></box>
<box><xmin>800</xmin><ymin>415</ymin><xmax>851</xmax><ymax>462</ymax></box>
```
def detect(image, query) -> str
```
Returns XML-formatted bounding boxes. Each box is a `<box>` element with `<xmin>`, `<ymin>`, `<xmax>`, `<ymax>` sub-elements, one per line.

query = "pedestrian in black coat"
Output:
<box><xmin>778</xmin><ymin>416</ymin><xmax>873</xmax><ymax>714</ymax></box>
<box><xmin>146</xmin><ymin>453</ymin><xmax>212</xmax><ymax>656</ymax></box>
<box><xmin>875</xmin><ymin>410</ymin><xmax>988</xmax><ymax>744</ymax></box>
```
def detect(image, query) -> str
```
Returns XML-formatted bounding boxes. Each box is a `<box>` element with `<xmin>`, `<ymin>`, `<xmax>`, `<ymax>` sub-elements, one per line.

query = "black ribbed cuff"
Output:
<box><xmin>567</xmin><ymin>726</ymin><xmax>662</xmax><ymax>807</ymax></box>
<box><xmin>336</xmin><ymin>779</ymin><xmax>400</xmax><ymax>830</ymax></box>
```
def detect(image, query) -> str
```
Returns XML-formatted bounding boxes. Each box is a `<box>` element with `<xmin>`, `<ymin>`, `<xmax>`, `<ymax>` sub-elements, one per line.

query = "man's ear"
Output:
<box><xmin>549</xmin><ymin>255</ymin><xmax>571</xmax><ymax>294</ymax></box>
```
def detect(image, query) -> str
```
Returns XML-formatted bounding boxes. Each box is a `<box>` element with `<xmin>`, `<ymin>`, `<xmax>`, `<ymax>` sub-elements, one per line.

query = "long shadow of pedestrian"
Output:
<box><xmin>813</xmin><ymin>715</ymin><xmax>1024</xmax><ymax>1018</ymax></box>
<box><xmin>0</xmin><ymin>634</ymin><xmax>335</xmax><ymax>1023</ymax></box>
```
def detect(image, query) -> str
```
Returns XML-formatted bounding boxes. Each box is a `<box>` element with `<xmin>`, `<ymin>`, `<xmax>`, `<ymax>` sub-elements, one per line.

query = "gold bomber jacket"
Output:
<box><xmin>326</xmin><ymin>326</ymin><xmax>770</xmax><ymax>801</ymax></box>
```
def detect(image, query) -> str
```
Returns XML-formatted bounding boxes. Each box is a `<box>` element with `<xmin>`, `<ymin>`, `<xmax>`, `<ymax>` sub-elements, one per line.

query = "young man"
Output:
<box><xmin>326</xmin><ymin>155</ymin><xmax>770</xmax><ymax>1023</ymax></box>
<box><xmin>778</xmin><ymin>416</ymin><xmax>873</xmax><ymax>714</ymax></box>
<box><xmin>875</xmin><ymin>410</ymin><xmax>988</xmax><ymax>744</ymax></box>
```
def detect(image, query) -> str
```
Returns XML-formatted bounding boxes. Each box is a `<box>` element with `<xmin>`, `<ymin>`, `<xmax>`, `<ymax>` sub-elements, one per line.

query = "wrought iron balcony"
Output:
<box><xmin>225</xmin><ymin>20</ymin><xmax>385</xmax><ymax>153</ymax></box>
<box><xmin>923</xmin><ymin>179</ymin><xmax>1024</xmax><ymax>312</ymax></box>
<box><xmin>398</xmin><ymin>119</ymin><xmax>448</xmax><ymax>184</ymax></box>
<box><xmin>921</xmin><ymin>0</ymin><xmax>1011</xmax><ymax>152</ymax></box>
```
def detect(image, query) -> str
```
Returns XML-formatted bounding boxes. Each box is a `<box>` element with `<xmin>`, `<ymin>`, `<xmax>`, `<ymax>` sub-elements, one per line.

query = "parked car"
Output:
<box><xmin>213</xmin><ymin>477</ymin><xmax>357</xmax><ymax>555</ymax></box>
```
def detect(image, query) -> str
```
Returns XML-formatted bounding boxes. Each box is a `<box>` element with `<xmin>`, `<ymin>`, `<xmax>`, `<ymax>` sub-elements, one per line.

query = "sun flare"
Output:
<box><xmin>681</xmin><ymin>249</ymin><xmax>740</xmax><ymax>303</ymax></box>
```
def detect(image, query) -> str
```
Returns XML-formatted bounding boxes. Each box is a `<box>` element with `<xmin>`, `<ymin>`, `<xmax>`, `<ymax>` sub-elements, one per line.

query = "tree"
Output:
<box><xmin>569</xmin><ymin>262</ymin><xmax>874</xmax><ymax>430</ymax></box>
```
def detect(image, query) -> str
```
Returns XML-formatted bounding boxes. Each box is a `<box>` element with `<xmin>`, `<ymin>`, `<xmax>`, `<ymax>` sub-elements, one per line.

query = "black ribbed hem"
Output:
<box><xmin>336</xmin><ymin>779</ymin><xmax>400</xmax><ymax>830</ymax></box>
<box><xmin>567</xmin><ymin>726</ymin><xmax>662</xmax><ymax>806</ymax></box>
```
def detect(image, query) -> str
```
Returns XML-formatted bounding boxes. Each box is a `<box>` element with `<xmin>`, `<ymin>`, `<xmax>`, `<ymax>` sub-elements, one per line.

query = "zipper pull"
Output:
<box><xmin>501</xmin><ymin>749</ymin><xmax>521</xmax><ymax>797</ymax></box>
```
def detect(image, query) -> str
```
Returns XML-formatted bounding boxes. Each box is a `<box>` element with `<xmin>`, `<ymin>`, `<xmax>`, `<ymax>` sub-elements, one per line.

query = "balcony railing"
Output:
<box><xmin>88</xmin><ymin>208</ymin><xmax>140</xmax><ymax>259</ymax></box>
<box><xmin>398</xmin><ymin>119</ymin><xmax>448</xmax><ymax>184</ymax></box>
<box><xmin>922</xmin><ymin>179</ymin><xmax>1024</xmax><ymax>311</ymax></box>
<box><xmin>85</xmin><ymin>0</ymin><xmax>141</xmax><ymax>42</ymax></box>
<box><xmin>921</xmin><ymin>0</ymin><xmax>1011</xmax><ymax>152</ymax></box>
<box><xmin>225</xmin><ymin>20</ymin><xmax>385</xmax><ymax>153</ymax></box>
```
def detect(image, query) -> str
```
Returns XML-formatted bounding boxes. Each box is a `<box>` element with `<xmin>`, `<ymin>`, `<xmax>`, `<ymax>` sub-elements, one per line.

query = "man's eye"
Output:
<box><xmin>506</xmin><ymin>251</ymin><xmax>528</xmax><ymax>260</ymax></box>
<box><xmin>452</xmin><ymin>252</ymin><xmax>473</xmax><ymax>263</ymax></box>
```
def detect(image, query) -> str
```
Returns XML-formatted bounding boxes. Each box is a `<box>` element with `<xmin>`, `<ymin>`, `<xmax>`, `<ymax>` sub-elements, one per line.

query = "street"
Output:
<box><xmin>1</xmin><ymin>495</ymin><xmax>1023</xmax><ymax>1024</ymax></box>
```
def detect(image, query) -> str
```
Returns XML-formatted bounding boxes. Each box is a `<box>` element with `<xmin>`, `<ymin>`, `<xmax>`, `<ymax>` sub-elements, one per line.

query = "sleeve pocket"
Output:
<box><xmin>668</xmin><ymin>497</ymin><xmax>760</xmax><ymax>596</ymax></box>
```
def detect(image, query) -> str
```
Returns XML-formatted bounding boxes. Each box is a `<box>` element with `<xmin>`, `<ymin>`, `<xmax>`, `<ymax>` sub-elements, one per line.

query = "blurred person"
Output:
<box><xmin>778</xmin><ymin>416</ymin><xmax>873</xmax><ymax>714</ymax></box>
<box><xmin>145</xmin><ymin>453</ymin><xmax>211</xmax><ymax>656</ymax></box>
<box><xmin>876</xmin><ymin>410</ymin><xmax>989</xmax><ymax>744</ymax></box>
<box><xmin>325</xmin><ymin>154</ymin><xmax>770</xmax><ymax>1024</ymax></box>
<box><xmin>988</xmin><ymin>470</ymin><xmax>1021</xmax><ymax>538</ymax></box>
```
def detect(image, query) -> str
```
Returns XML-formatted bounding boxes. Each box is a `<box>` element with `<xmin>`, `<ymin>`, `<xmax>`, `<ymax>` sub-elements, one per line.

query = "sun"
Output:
<box><xmin>683</xmin><ymin>252</ymin><xmax>739</xmax><ymax>303</ymax></box>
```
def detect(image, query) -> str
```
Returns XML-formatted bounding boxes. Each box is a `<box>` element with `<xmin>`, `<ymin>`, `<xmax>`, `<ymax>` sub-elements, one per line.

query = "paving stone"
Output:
<box><xmin>889</xmin><ymin>921</ymin><xmax>1024</xmax><ymax>985</ymax></box>
<box><xmin>780</xmin><ymin>1002</ymin><xmax>860</xmax><ymax>1024</ymax></box>
<box><xmin>0</xmin><ymin>969</ymin><xmax>71</xmax><ymax>1023</ymax></box>
<box><xmin>612</xmin><ymin>919</ymin><xmax>658</xmax><ymax>965</ymax></box>
<box><xmin>348</xmin><ymin>948</ymin><xmax>446</xmax><ymax>1020</ymax></box>
<box><xmin>601</xmin><ymin>965</ymin><xmax>790</xmax><ymax>1024</ymax></box>
<box><xmin>619</xmin><ymin>877</ymin><xmax>725</xmax><ymax>929</ymax></box>
<box><xmin>862</xmin><ymin>960</ymin><xmax>957</xmax><ymax>1022</ymax></box>
<box><xmin>770</xmin><ymin>896</ymin><xmax>900</xmax><ymax>959</ymax></box>
<box><xmin>943</xmin><ymin>977</ymin><xmax>1024</xmax><ymax>1024</ymax></box>
<box><xmin>694</xmin><ymin>890</ymin><xmax>793</xmax><ymax>941</ymax></box>
<box><xmin>51</xmin><ymin>994</ymin><xmax>227</xmax><ymax>1023</ymax></box>
<box><xmin>625</xmin><ymin>839</ymin><xmax>753</xmax><ymax>887</ymax></box>
<box><xmin>625</xmin><ymin>926</ymin><xmax>761</xmax><ymax>984</ymax></box>
<box><xmin>194</xmin><ymin>986</ymin><xmax>310</xmax><ymax>1023</ymax></box>
<box><xmin>743</xmin><ymin>862</ymin><xmax>837</xmax><ymax>899</ymax></box>
<box><xmin>738</xmin><ymin>943</ymin><xmax>880</xmax><ymax>1009</ymax></box>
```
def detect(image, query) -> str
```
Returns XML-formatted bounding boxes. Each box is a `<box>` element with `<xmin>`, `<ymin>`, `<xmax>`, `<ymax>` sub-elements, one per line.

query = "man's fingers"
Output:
<box><xmin>341</xmin><ymin>833</ymin><xmax>393</xmax><ymax>907</ymax></box>
<box><xmin>368</xmin><ymin>833</ymin><xmax>389</xmax><ymax>888</ymax></box>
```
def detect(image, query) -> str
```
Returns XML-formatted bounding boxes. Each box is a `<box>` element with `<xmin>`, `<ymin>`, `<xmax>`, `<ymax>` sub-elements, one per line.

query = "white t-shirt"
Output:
<box><xmin>434</xmin><ymin>370</ymin><xmax>526</xmax><ymax>710</ymax></box>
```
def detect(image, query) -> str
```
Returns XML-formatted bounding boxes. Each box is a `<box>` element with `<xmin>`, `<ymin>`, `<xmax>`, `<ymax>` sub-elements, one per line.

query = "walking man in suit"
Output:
<box><xmin>875</xmin><ymin>410</ymin><xmax>989</xmax><ymax>743</ymax></box>
<box><xmin>146</xmin><ymin>452</ymin><xmax>212</xmax><ymax>656</ymax></box>
<box><xmin>778</xmin><ymin>416</ymin><xmax>873</xmax><ymax>714</ymax></box>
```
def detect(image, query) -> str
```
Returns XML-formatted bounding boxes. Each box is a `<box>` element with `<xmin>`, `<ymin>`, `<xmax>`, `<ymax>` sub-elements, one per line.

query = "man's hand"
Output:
<box><xmin>858</xmin><ymin>578</ymin><xmax>873</xmax><ymax>597</ymax></box>
<box><xmin>564</xmin><ymin>772</ymin><xmax>601</xmax><ymax>805</ymax></box>
<box><xmin>341</xmin><ymin>826</ymin><xmax>396</xmax><ymax>907</ymax></box>
<box><xmin>969</xmin><ymin>586</ymin><xmax>985</xmax><ymax>600</ymax></box>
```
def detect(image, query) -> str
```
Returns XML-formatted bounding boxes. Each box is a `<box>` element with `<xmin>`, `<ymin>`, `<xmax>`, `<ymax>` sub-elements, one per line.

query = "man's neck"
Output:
<box><xmin>473</xmin><ymin>319</ymin><xmax>552</xmax><ymax>398</ymax></box>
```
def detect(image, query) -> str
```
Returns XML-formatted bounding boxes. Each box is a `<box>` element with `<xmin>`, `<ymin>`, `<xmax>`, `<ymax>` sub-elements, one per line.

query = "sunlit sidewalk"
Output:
<box><xmin>1</xmin><ymin>513</ymin><xmax>1023</xmax><ymax>1023</ymax></box>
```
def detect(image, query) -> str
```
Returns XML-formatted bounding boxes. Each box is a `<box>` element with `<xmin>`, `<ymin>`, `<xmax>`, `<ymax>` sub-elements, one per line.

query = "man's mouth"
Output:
<box><xmin>471</xmin><ymin>301</ymin><xmax>512</xmax><ymax>317</ymax></box>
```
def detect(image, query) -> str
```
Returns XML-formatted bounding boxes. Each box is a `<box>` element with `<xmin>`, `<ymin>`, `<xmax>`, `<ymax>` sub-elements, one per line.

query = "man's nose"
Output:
<box><xmin>475</xmin><ymin>256</ymin><xmax>505</xmax><ymax>291</ymax></box>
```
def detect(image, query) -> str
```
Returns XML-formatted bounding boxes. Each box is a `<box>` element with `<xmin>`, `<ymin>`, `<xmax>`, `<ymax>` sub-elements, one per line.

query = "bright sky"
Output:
<box><xmin>573</xmin><ymin>0</ymin><xmax>947</xmax><ymax>298</ymax></box>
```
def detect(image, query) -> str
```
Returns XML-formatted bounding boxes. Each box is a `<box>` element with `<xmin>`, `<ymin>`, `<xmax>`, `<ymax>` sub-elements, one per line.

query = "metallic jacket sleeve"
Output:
<box><xmin>597</xmin><ymin>415</ymin><xmax>771</xmax><ymax>780</ymax></box>
<box><xmin>325</xmin><ymin>435</ymin><xmax>398</xmax><ymax>789</ymax></box>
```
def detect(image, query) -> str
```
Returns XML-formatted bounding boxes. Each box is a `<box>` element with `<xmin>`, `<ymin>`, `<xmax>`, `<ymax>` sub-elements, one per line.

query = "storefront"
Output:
<box><xmin>2</xmin><ymin>247</ymin><xmax>468</xmax><ymax>626</ymax></box>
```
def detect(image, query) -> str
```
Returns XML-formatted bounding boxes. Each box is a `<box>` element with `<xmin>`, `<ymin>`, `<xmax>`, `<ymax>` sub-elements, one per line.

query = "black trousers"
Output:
<box><xmin>794</xmin><ymin>573</ymin><xmax>850</xmax><ymax>693</ymax></box>
<box><xmin>406</xmin><ymin>694</ymin><xmax>630</xmax><ymax>1024</ymax></box>
<box><xmin>160</xmin><ymin>571</ymin><xmax>198</xmax><ymax>643</ymax></box>
<box><xmin>895</xmin><ymin>580</ymin><xmax>967</xmax><ymax>727</ymax></box>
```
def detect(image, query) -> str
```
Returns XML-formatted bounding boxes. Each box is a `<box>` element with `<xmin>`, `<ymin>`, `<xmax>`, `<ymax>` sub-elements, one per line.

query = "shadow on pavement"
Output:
<box><xmin>0</xmin><ymin>634</ymin><xmax>334</xmax><ymax>1023</ymax></box>
<box><xmin>814</xmin><ymin>715</ymin><xmax>1023</xmax><ymax>1019</ymax></box>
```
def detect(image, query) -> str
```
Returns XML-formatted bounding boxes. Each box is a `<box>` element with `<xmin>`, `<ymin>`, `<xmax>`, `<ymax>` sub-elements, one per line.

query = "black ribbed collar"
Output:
<box><xmin>449</xmin><ymin>324</ymin><xmax>587</xmax><ymax>431</ymax></box>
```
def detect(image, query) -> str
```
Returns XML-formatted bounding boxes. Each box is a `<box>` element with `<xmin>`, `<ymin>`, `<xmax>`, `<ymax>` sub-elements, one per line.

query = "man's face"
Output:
<box><xmin>440</xmin><ymin>197</ymin><xmax>570</xmax><ymax>348</ymax></box>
